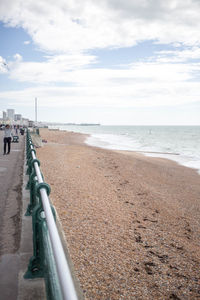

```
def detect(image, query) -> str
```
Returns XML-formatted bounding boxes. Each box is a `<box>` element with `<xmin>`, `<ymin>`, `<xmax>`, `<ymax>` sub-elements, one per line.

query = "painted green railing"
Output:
<box><xmin>24</xmin><ymin>130</ymin><xmax>78</xmax><ymax>300</ymax></box>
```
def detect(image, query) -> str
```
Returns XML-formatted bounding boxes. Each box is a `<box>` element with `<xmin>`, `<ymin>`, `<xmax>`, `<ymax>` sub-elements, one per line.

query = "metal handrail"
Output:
<box><xmin>30</xmin><ymin>143</ymin><xmax>78</xmax><ymax>300</ymax></box>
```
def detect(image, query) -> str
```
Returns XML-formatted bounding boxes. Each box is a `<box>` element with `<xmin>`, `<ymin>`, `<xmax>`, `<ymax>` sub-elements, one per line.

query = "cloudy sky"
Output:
<box><xmin>0</xmin><ymin>0</ymin><xmax>200</xmax><ymax>125</ymax></box>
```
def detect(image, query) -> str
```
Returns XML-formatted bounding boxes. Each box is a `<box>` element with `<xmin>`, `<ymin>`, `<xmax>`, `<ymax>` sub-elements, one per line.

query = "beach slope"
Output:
<box><xmin>37</xmin><ymin>128</ymin><xmax>200</xmax><ymax>300</ymax></box>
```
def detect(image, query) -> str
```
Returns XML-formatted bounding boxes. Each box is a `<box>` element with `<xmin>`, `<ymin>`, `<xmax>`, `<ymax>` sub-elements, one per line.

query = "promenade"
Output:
<box><xmin>0</xmin><ymin>130</ymin><xmax>45</xmax><ymax>300</ymax></box>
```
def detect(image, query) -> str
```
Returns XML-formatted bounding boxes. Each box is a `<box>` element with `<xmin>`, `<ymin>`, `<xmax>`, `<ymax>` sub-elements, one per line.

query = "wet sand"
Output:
<box><xmin>37</xmin><ymin>128</ymin><xmax>200</xmax><ymax>300</ymax></box>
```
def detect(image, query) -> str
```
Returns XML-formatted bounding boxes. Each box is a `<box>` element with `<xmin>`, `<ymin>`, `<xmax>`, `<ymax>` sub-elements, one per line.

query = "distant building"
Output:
<box><xmin>1</xmin><ymin>107</ymin><xmax>31</xmax><ymax>126</ymax></box>
<box><xmin>14</xmin><ymin>114</ymin><xmax>22</xmax><ymax>121</ymax></box>
<box><xmin>7</xmin><ymin>109</ymin><xmax>15</xmax><ymax>121</ymax></box>
<box><xmin>22</xmin><ymin>118</ymin><xmax>29</xmax><ymax>126</ymax></box>
<box><xmin>28</xmin><ymin>120</ymin><xmax>34</xmax><ymax>127</ymax></box>
<box><xmin>3</xmin><ymin>111</ymin><xmax>6</xmax><ymax>121</ymax></box>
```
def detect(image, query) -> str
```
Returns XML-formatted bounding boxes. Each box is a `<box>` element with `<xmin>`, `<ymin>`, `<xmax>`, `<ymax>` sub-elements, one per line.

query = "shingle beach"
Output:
<box><xmin>37</xmin><ymin>128</ymin><xmax>200</xmax><ymax>300</ymax></box>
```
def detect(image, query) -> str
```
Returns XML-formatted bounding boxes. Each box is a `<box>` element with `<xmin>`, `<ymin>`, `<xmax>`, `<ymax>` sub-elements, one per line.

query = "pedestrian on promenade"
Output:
<box><xmin>3</xmin><ymin>124</ymin><xmax>13</xmax><ymax>155</ymax></box>
<box><xmin>15</xmin><ymin>125</ymin><xmax>19</xmax><ymax>135</ymax></box>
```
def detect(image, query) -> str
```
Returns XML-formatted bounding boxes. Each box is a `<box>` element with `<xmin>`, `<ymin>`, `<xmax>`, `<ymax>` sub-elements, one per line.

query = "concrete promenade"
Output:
<box><xmin>0</xmin><ymin>130</ymin><xmax>45</xmax><ymax>300</ymax></box>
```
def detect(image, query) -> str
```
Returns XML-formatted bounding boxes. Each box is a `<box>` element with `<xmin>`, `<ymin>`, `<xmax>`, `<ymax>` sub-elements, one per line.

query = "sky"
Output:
<box><xmin>0</xmin><ymin>0</ymin><xmax>200</xmax><ymax>125</ymax></box>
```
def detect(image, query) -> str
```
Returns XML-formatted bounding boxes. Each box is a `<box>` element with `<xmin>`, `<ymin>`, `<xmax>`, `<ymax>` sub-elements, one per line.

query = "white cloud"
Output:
<box><xmin>156</xmin><ymin>46</ymin><xmax>200</xmax><ymax>63</ymax></box>
<box><xmin>0</xmin><ymin>56</ymin><xmax>8</xmax><ymax>73</ymax></box>
<box><xmin>24</xmin><ymin>40</ymin><xmax>30</xmax><ymax>45</ymax></box>
<box><xmin>7</xmin><ymin>53</ymin><xmax>97</xmax><ymax>83</ymax></box>
<box><xmin>1</xmin><ymin>45</ymin><xmax>198</xmax><ymax>111</ymax></box>
<box><xmin>1</xmin><ymin>0</ymin><xmax>200</xmax><ymax>53</ymax></box>
<box><xmin>6</xmin><ymin>50</ymin><xmax>199</xmax><ymax>85</ymax></box>
<box><xmin>1</xmin><ymin>65</ymin><xmax>199</xmax><ymax>109</ymax></box>
<box><xmin>13</xmin><ymin>53</ymin><xmax>22</xmax><ymax>62</ymax></box>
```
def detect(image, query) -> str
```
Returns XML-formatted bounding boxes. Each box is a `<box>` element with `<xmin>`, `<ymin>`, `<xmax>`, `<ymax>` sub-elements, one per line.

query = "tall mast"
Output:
<box><xmin>35</xmin><ymin>97</ymin><xmax>37</xmax><ymax>124</ymax></box>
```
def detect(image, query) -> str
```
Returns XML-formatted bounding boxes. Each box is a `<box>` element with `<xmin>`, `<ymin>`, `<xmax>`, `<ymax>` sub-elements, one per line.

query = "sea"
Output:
<box><xmin>49</xmin><ymin>125</ymin><xmax>200</xmax><ymax>174</ymax></box>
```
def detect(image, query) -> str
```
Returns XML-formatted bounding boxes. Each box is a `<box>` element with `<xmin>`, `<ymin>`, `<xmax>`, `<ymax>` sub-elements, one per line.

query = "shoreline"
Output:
<box><xmin>55</xmin><ymin>126</ymin><xmax>200</xmax><ymax>175</ymax></box>
<box><xmin>37</xmin><ymin>128</ymin><xmax>200</xmax><ymax>299</ymax></box>
<box><xmin>85</xmin><ymin>136</ymin><xmax>200</xmax><ymax>176</ymax></box>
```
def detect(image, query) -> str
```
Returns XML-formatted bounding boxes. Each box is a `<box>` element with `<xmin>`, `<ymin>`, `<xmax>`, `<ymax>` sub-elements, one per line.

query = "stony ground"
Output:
<box><xmin>37</xmin><ymin>129</ymin><xmax>200</xmax><ymax>300</ymax></box>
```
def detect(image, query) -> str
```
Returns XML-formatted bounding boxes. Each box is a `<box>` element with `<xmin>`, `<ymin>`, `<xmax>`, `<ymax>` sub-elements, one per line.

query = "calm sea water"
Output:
<box><xmin>50</xmin><ymin>125</ymin><xmax>200</xmax><ymax>173</ymax></box>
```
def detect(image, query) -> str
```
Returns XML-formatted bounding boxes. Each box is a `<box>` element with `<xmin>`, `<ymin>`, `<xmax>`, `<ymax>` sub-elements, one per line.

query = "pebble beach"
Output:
<box><xmin>37</xmin><ymin>128</ymin><xmax>200</xmax><ymax>300</ymax></box>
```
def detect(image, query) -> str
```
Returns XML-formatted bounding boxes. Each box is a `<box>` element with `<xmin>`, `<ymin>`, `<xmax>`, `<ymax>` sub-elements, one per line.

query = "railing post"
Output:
<box><xmin>25</xmin><ymin>169</ymin><xmax>38</xmax><ymax>216</ymax></box>
<box><xmin>24</xmin><ymin>182</ymin><xmax>52</xmax><ymax>279</ymax></box>
<box><xmin>24</xmin><ymin>201</ymin><xmax>45</xmax><ymax>279</ymax></box>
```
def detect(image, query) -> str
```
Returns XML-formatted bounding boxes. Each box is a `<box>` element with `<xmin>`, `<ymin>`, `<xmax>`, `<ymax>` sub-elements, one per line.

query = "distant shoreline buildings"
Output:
<box><xmin>0</xmin><ymin>108</ymin><xmax>34</xmax><ymax>127</ymax></box>
<box><xmin>0</xmin><ymin>108</ymin><xmax>101</xmax><ymax>128</ymax></box>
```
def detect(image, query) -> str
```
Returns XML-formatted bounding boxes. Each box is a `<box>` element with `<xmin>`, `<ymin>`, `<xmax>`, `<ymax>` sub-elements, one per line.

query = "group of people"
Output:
<box><xmin>2</xmin><ymin>124</ymin><xmax>25</xmax><ymax>155</ymax></box>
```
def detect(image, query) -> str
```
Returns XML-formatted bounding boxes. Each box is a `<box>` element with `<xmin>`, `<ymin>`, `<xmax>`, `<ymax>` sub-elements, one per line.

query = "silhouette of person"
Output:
<box><xmin>3</xmin><ymin>124</ymin><xmax>13</xmax><ymax>155</ymax></box>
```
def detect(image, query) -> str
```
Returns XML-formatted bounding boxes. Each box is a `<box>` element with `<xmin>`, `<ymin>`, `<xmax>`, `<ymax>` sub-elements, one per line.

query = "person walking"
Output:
<box><xmin>3</xmin><ymin>124</ymin><xmax>13</xmax><ymax>155</ymax></box>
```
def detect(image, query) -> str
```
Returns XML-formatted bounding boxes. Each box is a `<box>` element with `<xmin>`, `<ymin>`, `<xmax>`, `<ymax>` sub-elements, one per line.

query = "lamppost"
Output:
<box><xmin>35</xmin><ymin>97</ymin><xmax>37</xmax><ymax>126</ymax></box>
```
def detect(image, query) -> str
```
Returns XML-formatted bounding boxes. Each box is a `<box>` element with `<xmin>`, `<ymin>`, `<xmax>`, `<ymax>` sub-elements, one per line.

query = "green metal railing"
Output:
<box><xmin>24</xmin><ymin>130</ymin><xmax>78</xmax><ymax>300</ymax></box>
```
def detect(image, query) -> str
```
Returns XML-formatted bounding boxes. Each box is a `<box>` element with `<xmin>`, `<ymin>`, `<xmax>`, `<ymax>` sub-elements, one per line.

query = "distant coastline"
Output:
<box><xmin>45</xmin><ymin>122</ymin><xmax>100</xmax><ymax>126</ymax></box>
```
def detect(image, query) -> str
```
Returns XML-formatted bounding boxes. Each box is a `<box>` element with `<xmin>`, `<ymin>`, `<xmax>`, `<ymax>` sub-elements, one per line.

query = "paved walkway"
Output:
<box><xmin>0</xmin><ymin>130</ymin><xmax>45</xmax><ymax>300</ymax></box>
